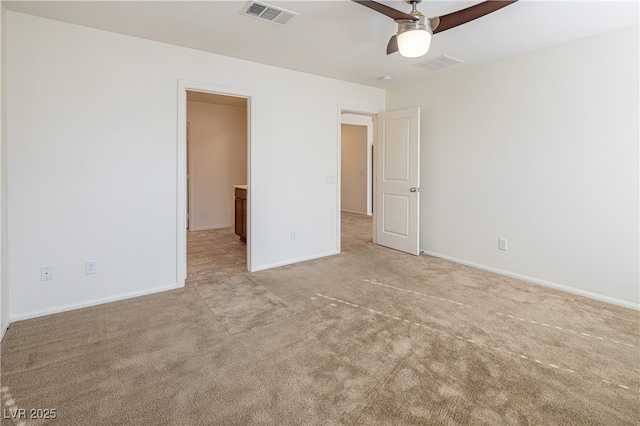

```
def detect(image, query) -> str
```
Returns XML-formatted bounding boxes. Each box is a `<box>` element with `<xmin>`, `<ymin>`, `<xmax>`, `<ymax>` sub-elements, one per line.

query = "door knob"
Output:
<box><xmin>410</xmin><ymin>187</ymin><xmax>419</xmax><ymax>192</ymax></box>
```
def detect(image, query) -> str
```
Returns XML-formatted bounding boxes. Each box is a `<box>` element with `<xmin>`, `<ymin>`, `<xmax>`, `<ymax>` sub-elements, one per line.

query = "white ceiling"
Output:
<box><xmin>4</xmin><ymin>0</ymin><xmax>639</xmax><ymax>88</ymax></box>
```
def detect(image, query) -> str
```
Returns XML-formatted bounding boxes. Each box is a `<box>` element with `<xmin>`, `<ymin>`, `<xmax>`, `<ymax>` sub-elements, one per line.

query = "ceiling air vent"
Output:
<box><xmin>242</xmin><ymin>1</ymin><xmax>299</xmax><ymax>26</ymax></box>
<box><xmin>414</xmin><ymin>55</ymin><xmax>464</xmax><ymax>72</ymax></box>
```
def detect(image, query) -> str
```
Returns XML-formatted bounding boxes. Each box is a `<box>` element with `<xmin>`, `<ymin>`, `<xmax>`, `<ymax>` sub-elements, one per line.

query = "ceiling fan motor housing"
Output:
<box><xmin>396</xmin><ymin>14</ymin><xmax>432</xmax><ymax>36</ymax></box>
<box><xmin>396</xmin><ymin>13</ymin><xmax>433</xmax><ymax>58</ymax></box>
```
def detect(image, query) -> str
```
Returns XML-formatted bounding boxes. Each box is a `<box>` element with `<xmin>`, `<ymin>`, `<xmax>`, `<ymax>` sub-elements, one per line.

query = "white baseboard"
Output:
<box><xmin>0</xmin><ymin>318</ymin><xmax>9</xmax><ymax>341</ymax></box>
<box><xmin>189</xmin><ymin>223</ymin><xmax>233</xmax><ymax>231</ymax></box>
<box><xmin>341</xmin><ymin>209</ymin><xmax>368</xmax><ymax>215</ymax></box>
<box><xmin>422</xmin><ymin>250</ymin><xmax>639</xmax><ymax>311</ymax></box>
<box><xmin>252</xmin><ymin>250</ymin><xmax>340</xmax><ymax>272</ymax></box>
<box><xmin>9</xmin><ymin>283</ymin><xmax>180</xmax><ymax>322</ymax></box>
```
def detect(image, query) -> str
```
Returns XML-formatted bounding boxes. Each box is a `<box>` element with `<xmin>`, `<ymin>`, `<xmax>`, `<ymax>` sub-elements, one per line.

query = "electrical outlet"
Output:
<box><xmin>85</xmin><ymin>260</ymin><xmax>97</xmax><ymax>275</ymax></box>
<box><xmin>499</xmin><ymin>238</ymin><xmax>508</xmax><ymax>251</ymax></box>
<box><xmin>40</xmin><ymin>266</ymin><xmax>53</xmax><ymax>281</ymax></box>
<box><xmin>291</xmin><ymin>230</ymin><xmax>298</xmax><ymax>241</ymax></box>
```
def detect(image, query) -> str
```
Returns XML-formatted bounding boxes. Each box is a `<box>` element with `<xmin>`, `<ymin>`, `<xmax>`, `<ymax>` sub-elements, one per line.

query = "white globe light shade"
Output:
<box><xmin>397</xmin><ymin>29</ymin><xmax>432</xmax><ymax>58</ymax></box>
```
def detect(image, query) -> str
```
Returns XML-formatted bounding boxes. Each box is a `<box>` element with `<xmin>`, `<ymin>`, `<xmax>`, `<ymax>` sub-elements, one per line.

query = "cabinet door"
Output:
<box><xmin>235</xmin><ymin>197</ymin><xmax>244</xmax><ymax>238</ymax></box>
<box><xmin>242</xmin><ymin>197</ymin><xmax>247</xmax><ymax>241</ymax></box>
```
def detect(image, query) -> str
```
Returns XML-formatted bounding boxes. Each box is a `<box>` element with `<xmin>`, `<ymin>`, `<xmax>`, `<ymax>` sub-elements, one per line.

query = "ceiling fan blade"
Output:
<box><xmin>431</xmin><ymin>0</ymin><xmax>517</xmax><ymax>34</ymax></box>
<box><xmin>386</xmin><ymin>35</ymin><xmax>399</xmax><ymax>55</ymax></box>
<box><xmin>351</xmin><ymin>0</ymin><xmax>417</xmax><ymax>22</ymax></box>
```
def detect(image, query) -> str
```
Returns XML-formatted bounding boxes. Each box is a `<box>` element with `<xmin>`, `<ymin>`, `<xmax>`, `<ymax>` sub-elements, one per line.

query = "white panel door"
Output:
<box><xmin>375</xmin><ymin>108</ymin><xmax>420</xmax><ymax>255</ymax></box>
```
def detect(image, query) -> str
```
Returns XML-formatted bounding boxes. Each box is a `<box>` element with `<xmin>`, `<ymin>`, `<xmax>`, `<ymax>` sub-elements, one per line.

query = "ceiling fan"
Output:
<box><xmin>352</xmin><ymin>0</ymin><xmax>518</xmax><ymax>58</ymax></box>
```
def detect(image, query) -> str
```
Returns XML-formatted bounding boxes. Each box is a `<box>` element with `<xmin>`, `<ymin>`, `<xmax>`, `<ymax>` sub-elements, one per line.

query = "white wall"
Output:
<box><xmin>387</xmin><ymin>25</ymin><xmax>639</xmax><ymax>308</ymax></box>
<box><xmin>341</xmin><ymin>124</ymin><xmax>368</xmax><ymax>214</ymax></box>
<box><xmin>0</xmin><ymin>2</ymin><xmax>9</xmax><ymax>339</ymax></box>
<box><xmin>6</xmin><ymin>12</ymin><xmax>384</xmax><ymax>320</ymax></box>
<box><xmin>187</xmin><ymin>100</ymin><xmax>247</xmax><ymax>231</ymax></box>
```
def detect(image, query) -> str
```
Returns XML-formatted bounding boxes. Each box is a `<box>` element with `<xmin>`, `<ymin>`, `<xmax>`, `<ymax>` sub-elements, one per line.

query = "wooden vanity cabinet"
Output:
<box><xmin>234</xmin><ymin>187</ymin><xmax>247</xmax><ymax>243</ymax></box>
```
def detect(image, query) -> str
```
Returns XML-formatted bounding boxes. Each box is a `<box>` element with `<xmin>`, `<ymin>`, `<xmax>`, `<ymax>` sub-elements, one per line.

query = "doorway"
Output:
<box><xmin>186</xmin><ymin>92</ymin><xmax>247</xmax><ymax>232</ymax></box>
<box><xmin>185</xmin><ymin>91</ymin><xmax>248</xmax><ymax>279</ymax></box>
<box><xmin>177</xmin><ymin>81</ymin><xmax>255</xmax><ymax>286</ymax></box>
<box><xmin>340</xmin><ymin>112</ymin><xmax>374</xmax><ymax>250</ymax></box>
<box><xmin>339</xmin><ymin>108</ymin><xmax>421</xmax><ymax>256</ymax></box>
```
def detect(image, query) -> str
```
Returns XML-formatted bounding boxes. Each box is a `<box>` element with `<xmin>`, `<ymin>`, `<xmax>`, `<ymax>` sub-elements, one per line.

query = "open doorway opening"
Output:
<box><xmin>185</xmin><ymin>91</ymin><xmax>248</xmax><ymax>283</ymax></box>
<box><xmin>340</xmin><ymin>112</ymin><xmax>374</xmax><ymax>251</ymax></box>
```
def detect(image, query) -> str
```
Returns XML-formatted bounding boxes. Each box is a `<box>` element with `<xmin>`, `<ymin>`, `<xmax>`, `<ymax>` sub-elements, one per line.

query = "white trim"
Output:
<box><xmin>252</xmin><ymin>250</ymin><xmax>340</xmax><ymax>272</ymax></box>
<box><xmin>188</xmin><ymin>223</ymin><xmax>234</xmax><ymax>232</ymax></box>
<box><xmin>186</xmin><ymin>121</ymin><xmax>193</xmax><ymax>231</ymax></box>
<box><xmin>341</xmin><ymin>209</ymin><xmax>368</xmax><ymax>215</ymax></box>
<box><xmin>9</xmin><ymin>284</ymin><xmax>179</xmax><ymax>322</ymax></box>
<box><xmin>422</xmin><ymin>250</ymin><xmax>640</xmax><ymax>311</ymax></box>
<box><xmin>0</xmin><ymin>319</ymin><xmax>9</xmax><ymax>341</ymax></box>
<box><xmin>341</xmin><ymin>114</ymin><xmax>374</xmax><ymax>126</ymax></box>
<box><xmin>177</xmin><ymin>80</ymin><xmax>256</xmax><ymax>277</ymax></box>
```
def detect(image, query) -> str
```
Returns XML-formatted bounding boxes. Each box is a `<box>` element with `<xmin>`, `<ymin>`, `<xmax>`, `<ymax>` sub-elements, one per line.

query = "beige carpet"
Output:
<box><xmin>1</xmin><ymin>212</ymin><xmax>638</xmax><ymax>425</ymax></box>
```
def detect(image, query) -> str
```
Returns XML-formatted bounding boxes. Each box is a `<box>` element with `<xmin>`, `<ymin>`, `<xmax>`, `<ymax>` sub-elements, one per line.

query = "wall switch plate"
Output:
<box><xmin>40</xmin><ymin>266</ymin><xmax>53</xmax><ymax>281</ymax></box>
<box><xmin>499</xmin><ymin>238</ymin><xmax>508</xmax><ymax>251</ymax></box>
<box><xmin>85</xmin><ymin>260</ymin><xmax>97</xmax><ymax>275</ymax></box>
<box><xmin>325</xmin><ymin>175</ymin><xmax>336</xmax><ymax>184</ymax></box>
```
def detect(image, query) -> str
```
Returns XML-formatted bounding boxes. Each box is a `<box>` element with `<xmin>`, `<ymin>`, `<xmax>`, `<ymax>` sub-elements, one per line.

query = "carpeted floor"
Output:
<box><xmin>1</xmin><ymin>212</ymin><xmax>638</xmax><ymax>425</ymax></box>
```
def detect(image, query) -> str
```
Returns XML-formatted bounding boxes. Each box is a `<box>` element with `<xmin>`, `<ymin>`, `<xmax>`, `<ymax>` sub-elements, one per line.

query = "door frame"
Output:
<box><xmin>177</xmin><ymin>80</ymin><xmax>256</xmax><ymax>285</ymax></box>
<box><xmin>186</xmin><ymin>121</ymin><xmax>192</xmax><ymax>231</ymax></box>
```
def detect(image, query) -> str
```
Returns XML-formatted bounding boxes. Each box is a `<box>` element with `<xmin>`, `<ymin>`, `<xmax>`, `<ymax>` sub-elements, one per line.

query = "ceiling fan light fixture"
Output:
<box><xmin>396</xmin><ymin>16</ymin><xmax>432</xmax><ymax>58</ymax></box>
<box><xmin>397</xmin><ymin>29</ymin><xmax>432</xmax><ymax>58</ymax></box>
